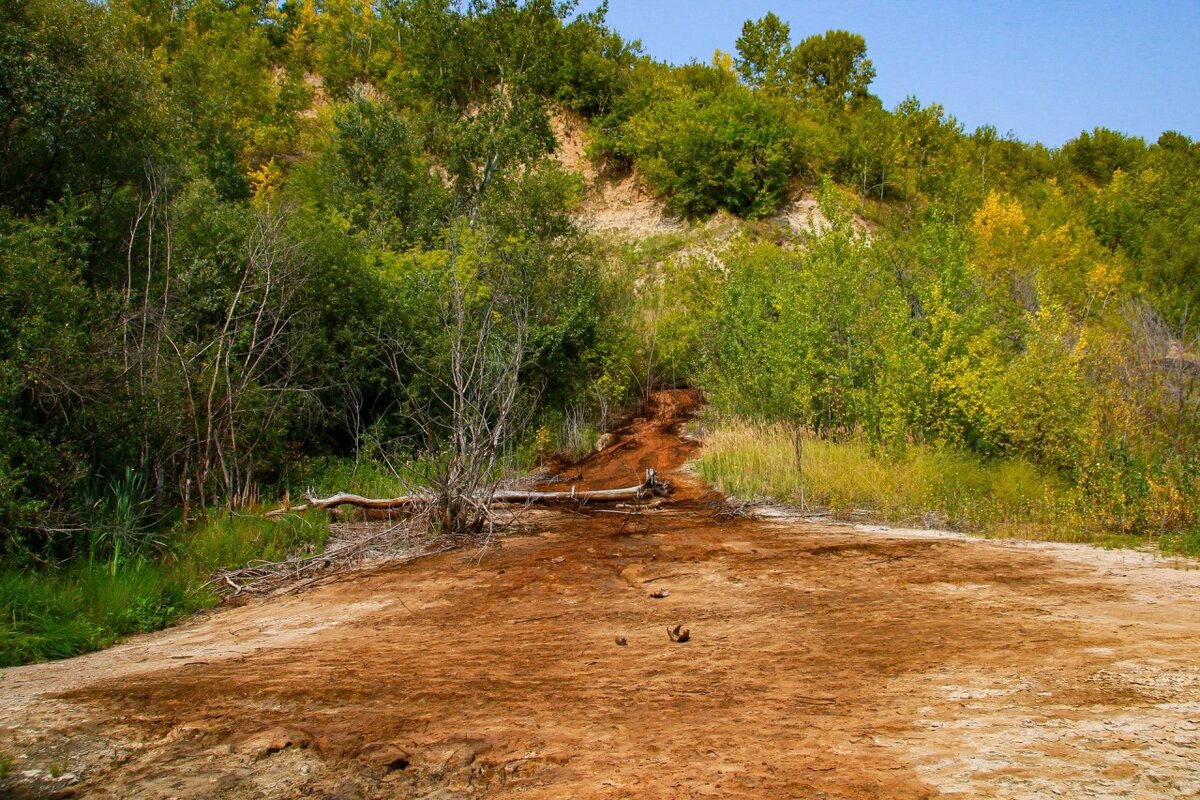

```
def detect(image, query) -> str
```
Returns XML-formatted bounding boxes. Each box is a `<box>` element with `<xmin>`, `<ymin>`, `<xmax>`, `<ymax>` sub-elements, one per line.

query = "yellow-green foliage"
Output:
<box><xmin>699</xmin><ymin>420</ymin><xmax>1193</xmax><ymax>548</ymax></box>
<box><xmin>648</xmin><ymin>250</ymin><xmax>726</xmax><ymax>382</ymax></box>
<box><xmin>985</xmin><ymin>305</ymin><xmax>1093</xmax><ymax>469</ymax></box>
<box><xmin>697</xmin><ymin>420</ymin><xmax>1061</xmax><ymax>528</ymax></box>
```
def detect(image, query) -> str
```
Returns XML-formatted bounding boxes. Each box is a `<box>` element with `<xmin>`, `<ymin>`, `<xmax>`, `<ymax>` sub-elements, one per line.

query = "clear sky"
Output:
<box><xmin>598</xmin><ymin>1</ymin><xmax>1200</xmax><ymax>148</ymax></box>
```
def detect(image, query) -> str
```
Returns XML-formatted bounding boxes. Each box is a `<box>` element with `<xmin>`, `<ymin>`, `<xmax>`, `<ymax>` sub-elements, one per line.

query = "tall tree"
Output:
<box><xmin>789</xmin><ymin>29</ymin><xmax>875</xmax><ymax>110</ymax></box>
<box><xmin>0</xmin><ymin>0</ymin><xmax>158</xmax><ymax>213</ymax></box>
<box><xmin>734</xmin><ymin>12</ymin><xmax>791</xmax><ymax>94</ymax></box>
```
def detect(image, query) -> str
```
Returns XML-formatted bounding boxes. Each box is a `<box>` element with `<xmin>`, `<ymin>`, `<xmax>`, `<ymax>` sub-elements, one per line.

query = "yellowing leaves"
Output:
<box><xmin>968</xmin><ymin>184</ymin><xmax>1127</xmax><ymax>324</ymax></box>
<box><xmin>1085</xmin><ymin>259</ymin><xmax>1124</xmax><ymax>302</ymax></box>
<box><xmin>983</xmin><ymin>304</ymin><xmax>1093</xmax><ymax>470</ymax></box>
<box><xmin>969</xmin><ymin>192</ymin><xmax>1029</xmax><ymax>307</ymax></box>
<box><xmin>248</xmin><ymin>159</ymin><xmax>283</xmax><ymax>204</ymax></box>
<box><xmin>711</xmin><ymin>49</ymin><xmax>736</xmax><ymax>74</ymax></box>
<box><xmin>972</xmin><ymin>191</ymin><xmax>1027</xmax><ymax>240</ymax></box>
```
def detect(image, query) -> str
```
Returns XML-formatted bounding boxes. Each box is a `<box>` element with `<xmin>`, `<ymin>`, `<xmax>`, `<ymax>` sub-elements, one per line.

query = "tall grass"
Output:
<box><xmin>0</xmin><ymin>453</ymin><xmax>418</xmax><ymax>666</ymax></box>
<box><xmin>695</xmin><ymin>421</ymin><xmax>1154</xmax><ymax>548</ymax></box>
<box><xmin>0</xmin><ymin>511</ymin><xmax>328</xmax><ymax>667</ymax></box>
<box><xmin>524</xmin><ymin>405</ymin><xmax>602</xmax><ymax>467</ymax></box>
<box><xmin>1160</xmin><ymin>527</ymin><xmax>1200</xmax><ymax>558</ymax></box>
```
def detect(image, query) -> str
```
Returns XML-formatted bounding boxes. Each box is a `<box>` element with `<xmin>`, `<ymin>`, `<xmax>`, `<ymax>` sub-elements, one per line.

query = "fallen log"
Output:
<box><xmin>266</xmin><ymin>469</ymin><xmax>669</xmax><ymax>518</ymax></box>
<box><xmin>266</xmin><ymin>491</ymin><xmax>429</xmax><ymax>516</ymax></box>
<box><xmin>490</xmin><ymin>479</ymin><xmax>666</xmax><ymax>504</ymax></box>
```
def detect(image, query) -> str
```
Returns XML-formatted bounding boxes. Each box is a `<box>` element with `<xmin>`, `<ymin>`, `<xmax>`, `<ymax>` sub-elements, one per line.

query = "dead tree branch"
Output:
<box><xmin>266</xmin><ymin>469</ymin><xmax>670</xmax><ymax>518</ymax></box>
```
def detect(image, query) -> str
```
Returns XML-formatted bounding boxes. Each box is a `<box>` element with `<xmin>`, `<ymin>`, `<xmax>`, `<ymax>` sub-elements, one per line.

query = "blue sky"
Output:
<box><xmin>598</xmin><ymin>1</ymin><xmax>1200</xmax><ymax>147</ymax></box>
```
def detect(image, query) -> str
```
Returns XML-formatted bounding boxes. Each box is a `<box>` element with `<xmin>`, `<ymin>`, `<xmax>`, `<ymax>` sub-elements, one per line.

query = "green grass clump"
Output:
<box><xmin>0</xmin><ymin>511</ymin><xmax>327</xmax><ymax>667</ymax></box>
<box><xmin>179</xmin><ymin>512</ymin><xmax>328</xmax><ymax>575</ymax></box>
<box><xmin>1160</xmin><ymin>527</ymin><xmax>1200</xmax><ymax>558</ymax></box>
<box><xmin>288</xmin><ymin>456</ymin><xmax>407</xmax><ymax>500</ymax></box>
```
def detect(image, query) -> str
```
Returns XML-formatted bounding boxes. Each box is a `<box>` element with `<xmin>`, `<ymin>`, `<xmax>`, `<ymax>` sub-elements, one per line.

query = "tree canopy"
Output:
<box><xmin>1</xmin><ymin>0</ymin><xmax>1198</xmax><ymax>564</ymax></box>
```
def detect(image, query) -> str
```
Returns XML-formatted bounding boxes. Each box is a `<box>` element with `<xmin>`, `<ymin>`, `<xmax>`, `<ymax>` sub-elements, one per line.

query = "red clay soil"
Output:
<box><xmin>537</xmin><ymin>387</ymin><xmax>706</xmax><ymax>497</ymax></box>
<box><xmin>3</xmin><ymin>391</ymin><xmax>1200</xmax><ymax>799</ymax></box>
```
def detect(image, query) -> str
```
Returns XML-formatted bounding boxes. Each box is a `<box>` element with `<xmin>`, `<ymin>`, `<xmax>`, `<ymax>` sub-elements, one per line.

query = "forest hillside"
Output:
<box><xmin>2</xmin><ymin>0</ymin><xmax>1199</xmax><ymax>665</ymax></box>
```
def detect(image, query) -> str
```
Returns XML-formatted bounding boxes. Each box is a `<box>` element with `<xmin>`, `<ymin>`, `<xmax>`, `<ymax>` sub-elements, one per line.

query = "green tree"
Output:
<box><xmin>1061</xmin><ymin>127</ymin><xmax>1146</xmax><ymax>185</ymax></box>
<box><xmin>1088</xmin><ymin>134</ymin><xmax>1200</xmax><ymax>325</ymax></box>
<box><xmin>707</xmin><ymin>187</ymin><xmax>905</xmax><ymax>431</ymax></box>
<box><xmin>891</xmin><ymin>97</ymin><xmax>962</xmax><ymax>217</ymax></box>
<box><xmin>621</xmin><ymin>73</ymin><xmax>801</xmax><ymax>217</ymax></box>
<box><xmin>734</xmin><ymin>12</ymin><xmax>792</xmax><ymax>94</ymax></box>
<box><xmin>309</xmin><ymin>96</ymin><xmax>449</xmax><ymax>248</ymax></box>
<box><xmin>0</xmin><ymin>207</ymin><xmax>107</xmax><ymax>550</ymax></box>
<box><xmin>789</xmin><ymin>29</ymin><xmax>875</xmax><ymax>110</ymax></box>
<box><xmin>987</xmin><ymin>306</ymin><xmax>1091</xmax><ymax>469</ymax></box>
<box><xmin>0</xmin><ymin>0</ymin><xmax>159</xmax><ymax>213</ymax></box>
<box><xmin>166</xmin><ymin>0</ymin><xmax>287</xmax><ymax>198</ymax></box>
<box><xmin>555</xmin><ymin>5</ymin><xmax>641</xmax><ymax>116</ymax></box>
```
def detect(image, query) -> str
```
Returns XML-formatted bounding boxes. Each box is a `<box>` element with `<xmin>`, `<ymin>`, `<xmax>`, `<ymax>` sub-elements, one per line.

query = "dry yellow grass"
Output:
<box><xmin>694</xmin><ymin>420</ymin><xmax>1148</xmax><ymax>547</ymax></box>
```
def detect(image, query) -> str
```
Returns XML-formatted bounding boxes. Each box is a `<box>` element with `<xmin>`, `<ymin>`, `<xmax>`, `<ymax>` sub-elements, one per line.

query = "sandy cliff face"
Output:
<box><xmin>549</xmin><ymin>110</ymin><xmax>871</xmax><ymax>242</ymax></box>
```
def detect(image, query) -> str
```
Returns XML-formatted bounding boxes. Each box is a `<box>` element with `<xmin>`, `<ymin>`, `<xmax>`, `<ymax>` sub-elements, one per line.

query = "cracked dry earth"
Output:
<box><xmin>3</xmin><ymin>390</ymin><xmax>1200</xmax><ymax>799</ymax></box>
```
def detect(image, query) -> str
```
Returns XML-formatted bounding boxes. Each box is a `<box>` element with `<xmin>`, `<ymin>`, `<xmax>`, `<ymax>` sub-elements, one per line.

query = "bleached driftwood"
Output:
<box><xmin>266</xmin><ymin>469</ymin><xmax>669</xmax><ymax>518</ymax></box>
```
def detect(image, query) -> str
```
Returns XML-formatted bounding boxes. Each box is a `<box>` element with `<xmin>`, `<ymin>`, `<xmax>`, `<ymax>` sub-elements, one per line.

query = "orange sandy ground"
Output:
<box><xmin>2</xmin><ymin>390</ymin><xmax>1200</xmax><ymax>798</ymax></box>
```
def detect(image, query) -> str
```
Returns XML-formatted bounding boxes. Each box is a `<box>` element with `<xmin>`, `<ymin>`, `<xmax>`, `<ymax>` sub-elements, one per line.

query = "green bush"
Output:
<box><xmin>616</xmin><ymin>69</ymin><xmax>803</xmax><ymax>217</ymax></box>
<box><xmin>702</xmin><ymin>188</ymin><xmax>906</xmax><ymax>431</ymax></box>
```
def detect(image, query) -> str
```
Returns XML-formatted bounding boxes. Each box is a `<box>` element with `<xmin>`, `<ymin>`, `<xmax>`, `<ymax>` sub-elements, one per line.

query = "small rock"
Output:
<box><xmin>649</xmin><ymin>588</ymin><xmax>670</xmax><ymax>599</ymax></box>
<box><xmin>615</xmin><ymin>636</ymin><xmax>627</xmax><ymax>646</ymax></box>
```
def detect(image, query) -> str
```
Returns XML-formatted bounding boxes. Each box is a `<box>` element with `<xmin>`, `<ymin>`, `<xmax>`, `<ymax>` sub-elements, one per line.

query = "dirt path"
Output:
<box><xmin>4</xmin><ymin>391</ymin><xmax>1200</xmax><ymax>799</ymax></box>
